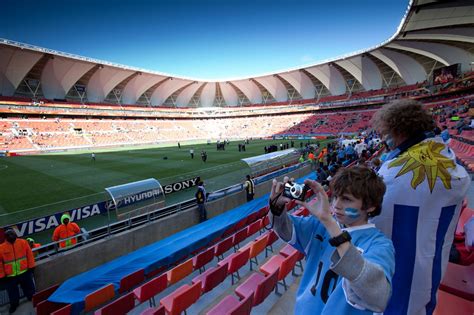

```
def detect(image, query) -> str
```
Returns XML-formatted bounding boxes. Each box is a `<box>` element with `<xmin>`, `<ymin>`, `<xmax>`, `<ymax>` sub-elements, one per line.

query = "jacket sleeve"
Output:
<box><xmin>25</xmin><ymin>241</ymin><xmax>36</xmax><ymax>269</ymax></box>
<box><xmin>72</xmin><ymin>223</ymin><xmax>80</xmax><ymax>234</ymax></box>
<box><xmin>52</xmin><ymin>226</ymin><xmax>60</xmax><ymax>241</ymax></box>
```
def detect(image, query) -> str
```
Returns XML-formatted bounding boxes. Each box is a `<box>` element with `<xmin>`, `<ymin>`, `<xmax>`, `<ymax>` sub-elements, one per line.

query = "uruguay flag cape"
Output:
<box><xmin>372</xmin><ymin>136</ymin><xmax>470</xmax><ymax>315</ymax></box>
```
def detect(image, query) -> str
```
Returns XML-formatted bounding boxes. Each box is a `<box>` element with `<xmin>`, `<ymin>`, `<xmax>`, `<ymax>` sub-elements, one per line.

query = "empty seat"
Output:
<box><xmin>240</xmin><ymin>233</ymin><xmax>269</xmax><ymax>270</ymax></box>
<box><xmin>280</xmin><ymin>244</ymin><xmax>305</xmax><ymax>273</ymax></box>
<box><xmin>433</xmin><ymin>290</ymin><xmax>473</xmax><ymax>315</ymax></box>
<box><xmin>36</xmin><ymin>300</ymin><xmax>68</xmax><ymax>315</ymax></box>
<box><xmin>94</xmin><ymin>292</ymin><xmax>135</xmax><ymax>315</ymax></box>
<box><xmin>193</xmin><ymin>247</ymin><xmax>215</xmax><ymax>273</ymax></box>
<box><xmin>214</xmin><ymin>236</ymin><xmax>234</xmax><ymax>260</ymax></box>
<box><xmin>32</xmin><ymin>283</ymin><xmax>60</xmax><ymax>307</ymax></box>
<box><xmin>259</xmin><ymin>252</ymin><xmax>298</xmax><ymax>292</ymax></box>
<box><xmin>439</xmin><ymin>263</ymin><xmax>474</xmax><ymax>301</ymax></box>
<box><xmin>232</xmin><ymin>228</ymin><xmax>248</xmax><ymax>251</ymax></box>
<box><xmin>218</xmin><ymin>247</ymin><xmax>250</xmax><ymax>284</ymax></box>
<box><xmin>84</xmin><ymin>284</ymin><xmax>115</xmax><ymax>313</ymax></box>
<box><xmin>119</xmin><ymin>269</ymin><xmax>145</xmax><ymax>294</ymax></box>
<box><xmin>247</xmin><ymin>220</ymin><xmax>261</xmax><ymax>237</ymax></box>
<box><xmin>167</xmin><ymin>258</ymin><xmax>194</xmax><ymax>286</ymax></box>
<box><xmin>235</xmin><ymin>270</ymin><xmax>279</xmax><ymax>306</ymax></box>
<box><xmin>259</xmin><ymin>216</ymin><xmax>270</xmax><ymax>233</ymax></box>
<box><xmin>140</xmin><ymin>305</ymin><xmax>166</xmax><ymax>315</ymax></box>
<box><xmin>264</xmin><ymin>230</ymin><xmax>279</xmax><ymax>257</ymax></box>
<box><xmin>246</xmin><ymin>212</ymin><xmax>260</xmax><ymax>225</ymax></box>
<box><xmin>192</xmin><ymin>262</ymin><xmax>228</xmax><ymax>293</ymax></box>
<box><xmin>206</xmin><ymin>294</ymin><xmax>253</xmax><ymax>315</ymax></box>
<box><xmin>160</xmin><ymin>281</ymin><xmax>202</xmax><ymax>315</ymax></box>
<box><xmin>134</xmin><ymin>273</ymin><xmax>168</xmax><ymax>307</ymax></box>
<box><xmin>51</xmin><ymin>304</ymin><xmax>72</xmax><ymax>315</ymax></box>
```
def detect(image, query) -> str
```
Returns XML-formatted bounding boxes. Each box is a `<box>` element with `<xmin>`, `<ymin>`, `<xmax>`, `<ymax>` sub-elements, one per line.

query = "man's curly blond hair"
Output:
<box><xmin>372</xmin><ymin>99</ymin><xmax>435</xmax><ymax>138</ymax></box>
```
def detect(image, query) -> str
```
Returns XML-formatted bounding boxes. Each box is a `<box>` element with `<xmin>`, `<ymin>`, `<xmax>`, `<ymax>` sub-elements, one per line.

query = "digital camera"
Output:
<box><xmin>283</xmin><ymin>182</ymin><xmax>309</xmax><ymax>201</ymax></box>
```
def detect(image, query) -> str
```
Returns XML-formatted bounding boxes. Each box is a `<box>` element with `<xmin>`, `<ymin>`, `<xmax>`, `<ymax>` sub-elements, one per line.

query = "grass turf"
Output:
<box><xmin>0</xmin><ymin>139</ymin><xmax>323</xmax><ymax>227</ymax></box>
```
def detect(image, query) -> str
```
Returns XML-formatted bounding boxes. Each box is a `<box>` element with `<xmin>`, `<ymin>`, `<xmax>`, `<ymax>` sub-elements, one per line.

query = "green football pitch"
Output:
<box><xmin>0</xmin><ymin>139</ymin><xmax>324</xmax><ymax>228</ymax></box>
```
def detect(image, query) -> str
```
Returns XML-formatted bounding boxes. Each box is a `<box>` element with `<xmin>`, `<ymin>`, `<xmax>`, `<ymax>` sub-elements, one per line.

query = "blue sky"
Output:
<box><xmin>1</xmin><ymin>0</ymin><xmax>408</xmax><ymax>80</ymax></box>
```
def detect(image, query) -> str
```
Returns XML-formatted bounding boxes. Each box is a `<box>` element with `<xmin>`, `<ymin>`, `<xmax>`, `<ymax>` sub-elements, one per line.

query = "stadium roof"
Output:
<box><xmin>0</xmin><ymin>0</ymin><xmax>473</xmax><ymax>107</ymax></box>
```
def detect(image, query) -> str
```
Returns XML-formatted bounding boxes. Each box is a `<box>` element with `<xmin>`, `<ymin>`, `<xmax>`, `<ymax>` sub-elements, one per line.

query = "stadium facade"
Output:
<box><xmin>0</xmin><ymin>0</ymin><xmax>473</xmax><ymax>108</ymax></box>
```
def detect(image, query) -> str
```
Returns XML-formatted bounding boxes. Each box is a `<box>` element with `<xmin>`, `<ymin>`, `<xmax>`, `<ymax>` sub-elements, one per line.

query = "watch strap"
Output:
<box><xmin>329</xmin><ymin>230</ymin><xmax>352</xmax><ymax>247</ymax></box>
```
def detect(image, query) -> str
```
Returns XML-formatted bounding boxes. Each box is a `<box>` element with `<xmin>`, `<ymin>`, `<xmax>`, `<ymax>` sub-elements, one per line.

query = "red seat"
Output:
<box><xmin>259</xmin><ymin>216</ymin><xmax>270</xmax><ymax>233</ymax></box>
<box><xmin>240</xmin><ymin>233</ymin><xmax>269</xmax><ymax>270</ymax></box>
<box><xmin>51</xmin><ymin>304</ymin><xmax>72</xmax><ymax>315</ymax></box>
<box><xmin>246</xmin><ymin>212</ymin><xmax>260</xmax><ymax>225</ymax></box>
<box><xmin>133</xmin><ymin>273</ymin><xmax>168</xmax><ymax>307</ymax></box>
<box><xmin>256</xmin><ymin>207</ymin><xmax>269</xmax><ymax>219</ymax></box>
<box><xmin>439</xmin><ymin>263</ymin><xmax>474</xmax><ymax>301</ymax></box>
<box><xmin>218</xmin><ymin>247</ymin><xmax>250</xmax><ymax>284</ymax></box>
<box><xmin>433</xmin><ymin>290</ymin><xmax>473</xmax><ymax>315</ymax></box>
<box><xmin>119</xmin><ymin>269</ymin><xmax>145</xmax><ymax>294</ymax></box>
<box><xmin>193</xmin><ymin>247</ymin><xmax>215</xmax><ymax>273</ymax></box>
<box><xmin>160</xmin><ymin>281</ymin><xmax>202</xmax><ymax>315</ymax></box>
<box><xmin>280</xmin><ymin>244</ymin><xmax>305</xmax><ymax>273</ymax></box>
<box><xmin>232</xmin><ymin>228</ymin><xmax>248</xmax><ymax>251</ymax></box>
<box><xmin>32</xmin><ymin>283</ymin><xmax>60</xmax><ymax>307</ymax></box>
<box><xmin>235</xmin><ymin>270</ymin><xmax>279</xmax><ymax>306</ymax></box>
<box><xmin>206</xmin><ymin>294</ymin><xmax>253</xmax><ymax>315</ymax></box>
<box><xmin>192</xmin><ymin>262</ymin><xmax>228</xmax><ymax>293</ymax></box>
<box><xmin>140</xmin><ymin>305</ymin><xmax>166</xmax><ymax>315</ymax></box>
<box><xmin>84</xmin><ymin>284</ymin><xmax>115</xmax><ymax>313</ymax></box>
<box><xmin>259</xmin><ymin>252</ymin><xmax>298</xmax><ymax>292</ymax></box>
<box><xmin>214</xmin><ymin>236</ymin><xmax>234</xmax><ymax>260</ymax></box>
<box><xmin>265</xmin><ymin>230</ymin><xmax>279</xmax><ymax>257</ymax></box>
<box><xmin>247</xmin><ymin>220</ymin><xmax>261</xmax><ymax>237</ymax></box>
<box><xmin>36</xmin><ymin>300</ymin><xmax>68</xmax><ymax>315</ymax></box>
<box><xmin>94</xmin><ymin>292</ymin><xmax>135</xmax><ymax>315</ymax></box>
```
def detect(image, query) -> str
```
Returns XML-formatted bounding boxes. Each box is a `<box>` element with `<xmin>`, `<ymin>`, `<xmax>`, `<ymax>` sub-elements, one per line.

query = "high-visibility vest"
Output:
<box><xmin>52</xmin><ymin>223</ymin><xmax>80</xmax><ymax>249</ymax></box>
<box><xmin>245</xmin><ymin>179</ymin><xmax>255</xmax><ymax>195</ymax></box>
<box><xmin>0</xmin><ymin>239</ymin><xmax>35</xmax><ymax>278</ymax></box>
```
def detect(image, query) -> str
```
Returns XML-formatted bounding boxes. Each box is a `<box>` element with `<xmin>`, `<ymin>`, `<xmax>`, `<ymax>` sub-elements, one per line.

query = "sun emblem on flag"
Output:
<box><xmin>388</xmin><ymin>141</ymin><xmax>455</xmax><ymax>192</ymax></box>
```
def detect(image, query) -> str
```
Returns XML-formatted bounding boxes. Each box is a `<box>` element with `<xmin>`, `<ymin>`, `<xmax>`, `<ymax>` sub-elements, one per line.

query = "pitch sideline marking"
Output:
<box><xmin>0</xmin><ymin>165</ymin><xmax>8</xmax><ymax>171</ymax></box>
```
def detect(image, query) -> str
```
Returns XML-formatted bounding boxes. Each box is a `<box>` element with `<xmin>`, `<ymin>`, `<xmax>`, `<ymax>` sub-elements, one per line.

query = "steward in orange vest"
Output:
<box><xmin>0</xmin><ymin>229</ymin><xmax>36</xmax><ymax>313</ymax></box>
<box><xmin>52</xmin><ymin>213</ymin><xmax>81</xmax><ymax>250</ymax></box>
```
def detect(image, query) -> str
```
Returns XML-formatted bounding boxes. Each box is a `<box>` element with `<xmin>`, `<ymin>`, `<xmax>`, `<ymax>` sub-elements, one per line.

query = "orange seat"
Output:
<box><xmin>84</xmin><ymin>284</ymin><xmax>115</xmax><ymax>313</ymax></box>
<box><xmin>240</xmin><ymin>233</ymin><xmax>269</xmax><ymax>270</ymax></box>
<box><xmin>433</xmin><ymin>290</ymin><xmax>474</xmax><ymax>315</ymax></box>
<box><xmin>167</xmin><ymin>258</ymin><xmax>193</xmax><ymax>285</ymax></box>
<box><xmin>160</xmin><ymin>281</ymin><xmax>202</xmax><ymax>315</ymax></box>
<box><xmin>133</xmin><ymin>273</ymin><xmax>168</xmax><ymax>307</ymax></box>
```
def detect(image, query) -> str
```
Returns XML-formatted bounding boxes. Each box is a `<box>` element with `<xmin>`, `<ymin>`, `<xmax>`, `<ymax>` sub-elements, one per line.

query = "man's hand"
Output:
<box><xmin>296</xmin><ymin>179</ymin><xmax>332</xmax><ymax>224</ymax></box>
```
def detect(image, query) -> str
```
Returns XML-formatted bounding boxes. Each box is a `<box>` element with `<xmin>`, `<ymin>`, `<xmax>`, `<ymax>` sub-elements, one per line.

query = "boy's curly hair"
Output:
<box><xmin>372</xmin><ymin>99</ymin><xmax>435</xmax><ymax>138</ymax></box>
<box><xmin>330</xmin><ymin>165</ymin><xmax>386</xmax><ymax>217</ymax></box>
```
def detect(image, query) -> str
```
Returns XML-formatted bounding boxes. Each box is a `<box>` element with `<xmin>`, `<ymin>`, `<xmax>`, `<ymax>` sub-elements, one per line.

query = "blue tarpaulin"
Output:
<box><xmin>48</xmin><ymin>172</ymin><xmax>315</xmax><ymax>313</ymax></box>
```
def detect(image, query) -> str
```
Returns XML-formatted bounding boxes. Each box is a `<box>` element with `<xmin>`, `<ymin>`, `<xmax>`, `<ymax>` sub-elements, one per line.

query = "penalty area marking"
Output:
<box><xmin>0</xmin><ymin>165</ymin><xmax>8</xmax><ymax>171</ymax></box>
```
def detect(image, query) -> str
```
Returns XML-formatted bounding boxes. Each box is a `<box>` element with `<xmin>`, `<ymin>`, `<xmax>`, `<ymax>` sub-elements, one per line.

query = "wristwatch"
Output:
<box><xmin>329</xmin><ymin>230</ymin><xmax>352</xmax><ymax>247</ymax></box>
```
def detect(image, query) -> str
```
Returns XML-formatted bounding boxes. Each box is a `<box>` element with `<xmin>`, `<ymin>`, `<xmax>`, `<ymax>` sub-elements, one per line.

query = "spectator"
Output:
<box><xmin>52</xmin><ymin>213</ymin><xmax>81</xmax><ymax>250</ymax></box>
<box><xmin>91</xmin><ymin>152</ymin><xmax>95</xmax><ymax>162</ymax></box>
<box><xmin>372</xmin><ymin>99</ymin><xmax>470</xmax><ymax>314</ymax></box>
<box><xmin>0</xmin><ymin>229</ymin><xmax>36</xmax><ymax>314</ymax></box>
<box><xmin>440</xmin><ymin>125</ymin><xmax>450</xmax><ymax>143</ymax></box>
<box><xmin>269</xmin><ymin>166</ymin><xmax>394</xmax><ymax>314</ymax></box>
<box><xmin>243</xmin><ymin>174</ymin><xmax>255</xmax><ymax>202</ymax></box>
<box><xmin>189</xmin><ymin>148</ymin><xmax>194</xmax><ymax>159</ymax></box>
<box><xmin>195</xmin><ymin>181</ymin><xmax>208</xmax><ymax>222</ymax></box>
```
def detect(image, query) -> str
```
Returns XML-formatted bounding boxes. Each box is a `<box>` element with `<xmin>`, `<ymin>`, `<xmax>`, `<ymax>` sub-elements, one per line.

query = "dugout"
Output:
<box><xmin>105</xmin><ymin>178</ymin><xmax>165</xmax><ymax>230</ymax></box>
<box><xmin>242</xmin><ymin>148</ymin><xmax>301</xmax><ymax>177</ymax></box>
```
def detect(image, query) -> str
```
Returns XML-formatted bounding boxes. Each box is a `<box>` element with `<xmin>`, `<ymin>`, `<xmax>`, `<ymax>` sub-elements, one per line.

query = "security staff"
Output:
<box><xmin>0</xmin><ymin>229</ymin><xmax>36</xmax><ymax>314</ymax></box>
<box><xmin>244</xmin><ymin>175</ymin><xmax>255</xmax><ymax>202</ymax></box>
<box><xmin>52</xmin><ymin>213</ymin><xmax>80</xmax><ymax>250</ymax></box>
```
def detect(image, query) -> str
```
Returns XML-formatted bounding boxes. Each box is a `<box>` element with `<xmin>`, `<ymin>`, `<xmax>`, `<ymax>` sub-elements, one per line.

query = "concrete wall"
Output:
<box><xmin>35</xmin><ymin>165</ymin><xmax>311</xmax><ymax>290</ymax></box>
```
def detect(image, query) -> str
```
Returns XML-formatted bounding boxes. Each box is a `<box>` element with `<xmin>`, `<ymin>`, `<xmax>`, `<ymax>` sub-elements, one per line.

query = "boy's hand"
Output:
<box><xmin>269</xmin><ymin>177</ymin><xmax>291</xmax><ymax>214</ymax></box>
<box><xmin>296</xmin><ymin>179</ymin><xmax>333</xmax><ymax>224</ymax></box>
